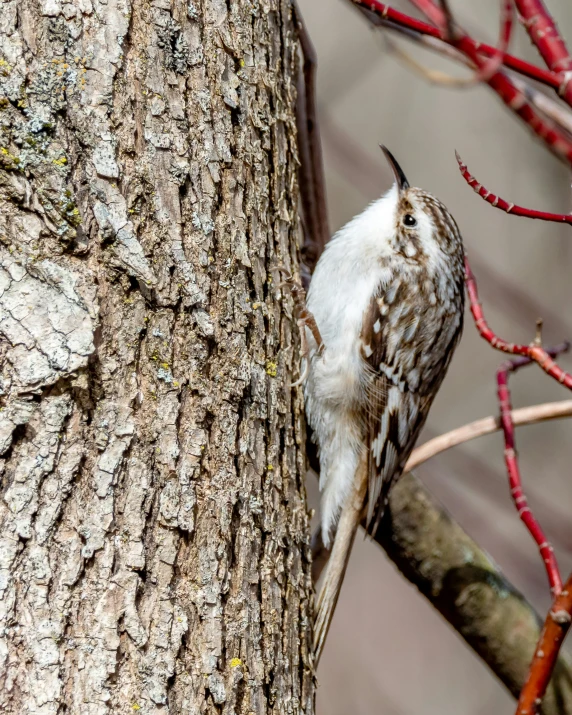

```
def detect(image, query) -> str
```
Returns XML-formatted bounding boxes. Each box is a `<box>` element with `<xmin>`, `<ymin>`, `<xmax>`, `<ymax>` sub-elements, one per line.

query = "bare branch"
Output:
<box><xmin>518</xmin><ymin>572</ymin><xmax>572</xmax><ymax>714</ymax></box>
<box><xmin>350</xmin><ymin>0</ymin><xmax>561</xmax><ymax>92</ymax></box>
<box><xmin>457</xmin><ymin>153</ymin><xmax>572</xmax><ymax>226</ymax></box>
<box><xmin>361</xmin><ymin>12</ymin><xmax>572</xmax><ymax>137</ymax></box>
<box><xmin>496</xmin><ymin>350</ymin><xmax>570</xmax><ymax>596</ymax></box>
<box><xmin>465</xmin><ymin>258</ymin><xmax>572</xmax><ymax>387</ymax></box>
<box><xmin>514</xmin><ymin>0</ymin><xmax>572</xmax><ymax>106</ymax></box>
<box><xmin>312</xmin><ymin>473</ymin><xmax>572</xmax><ymax>715</ymax></box>
<box><xmin>405</xmin><ymin>399</ymin><xmax>572</xmax><ymax>472</ymax></box>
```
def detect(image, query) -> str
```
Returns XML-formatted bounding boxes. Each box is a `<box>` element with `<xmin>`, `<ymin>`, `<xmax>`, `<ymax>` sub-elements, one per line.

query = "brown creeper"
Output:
<box><xmin>303</xmin><ymin>147</ymin><xmax>465</xmax><ymax>662</ymax></box>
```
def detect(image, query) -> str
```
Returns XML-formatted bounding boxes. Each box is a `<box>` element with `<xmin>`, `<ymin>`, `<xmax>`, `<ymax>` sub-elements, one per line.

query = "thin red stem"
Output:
<box><xmin>497</xmin><ymin>353</ymin><xmax>566</xmax><ymax>596</ymax></box>
<box><xmin>514</xmin><ymin>0</ymin><xmax>572</xmax><ymax>106</ymax></box>
<box><xmin>485</xmin><ymin>69</ymin><xmax>572</xmax><ymax>164</ymax></box>
<box><xmin>457</xmin><ymin>152</ymin><xmax>572</xmax><ymax>225</ymax></box>
<box><xmin>411</xmin><ymin>0</ymin><xmax>515</xmax><ymax>85</ymax></box>
<box><xmin>407</xmin><ymin>0</ymin><xmax>444</xmax><ymax>28</ymax></box>
<box><xmin>465</xmin><ymin>0</ymin><xmax>515</xmax><ymax>86</ymax></box>
<box><xmin>517</xmin><ymin>573</ymin><xmax>572</xmax><ymax>714</ymax></box>
<box><xmin>464</xmin><ymin>258</ymin><xmax>572</xmax><ymax>389</ymax></box>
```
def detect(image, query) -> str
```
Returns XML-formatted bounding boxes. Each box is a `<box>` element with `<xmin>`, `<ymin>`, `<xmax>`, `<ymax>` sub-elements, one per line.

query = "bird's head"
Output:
<box><xmin>380</xmin><ymin>145</ymin><xmax>463</xmax><ymax>263</ymax></box>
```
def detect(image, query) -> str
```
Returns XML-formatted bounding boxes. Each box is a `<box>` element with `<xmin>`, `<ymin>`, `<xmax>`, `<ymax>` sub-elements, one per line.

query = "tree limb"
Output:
<box><xmin>312</xmin><ymin>473</ymin><xmax>572</xmax><ymax>714</ymax></box>
<box><xmin>405</xmin><ymin>399</ymin><xmax>572</xmax><ymax>472</ymax></box>
<box><xmin>378</xmin><ymin>473</ymin><xmax>572</xmax><ymax>714</ymax></box>
<box><xmin>518</xmin><ymin>572</ymin><xmax>572</xmax><ymax>714</ymax></box>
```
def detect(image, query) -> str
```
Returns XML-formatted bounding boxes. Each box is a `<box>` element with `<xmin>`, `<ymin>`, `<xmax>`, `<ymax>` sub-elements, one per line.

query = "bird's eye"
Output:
<box><xmin>403</xmin><ymin>214</ymin><xmax>417</xmax><ymax>227</ymax></box>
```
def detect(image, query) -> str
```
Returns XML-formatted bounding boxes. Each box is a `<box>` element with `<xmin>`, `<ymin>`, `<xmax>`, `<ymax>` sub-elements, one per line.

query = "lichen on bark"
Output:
<box><xmin>0</xmin><ymin>0</ymin><xmax>314</xmax><ymax>712</ymax></box>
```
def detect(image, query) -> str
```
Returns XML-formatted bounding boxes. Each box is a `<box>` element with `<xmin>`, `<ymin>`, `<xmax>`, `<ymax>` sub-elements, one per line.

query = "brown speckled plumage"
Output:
<box><xmin>360</xmin><ymin>189</ymin><xmax>464</xmax><ymax>530</ymax></box>
<box><xmin>305</xmin><ymin>148</ymin><xmax>465</xmax><ymax>663</ymax></box>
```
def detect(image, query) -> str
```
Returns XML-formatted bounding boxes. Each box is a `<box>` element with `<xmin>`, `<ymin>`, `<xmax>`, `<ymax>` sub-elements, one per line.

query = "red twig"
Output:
<box><xmin>473</xmin><ymin>0</ymin><xmax>514</xmax><ymax>85</ymax></box>
<box><xmin>497</xmin><ymin>349</ymin><xmax>568</xmax><ymax>596</ymax></box>
<box><xmin>514</xmin><ymin>0</ymin><xmax>572</xmax><ymax>106</ymax></box>
<box><xmin>352</xmin><ymin>1</ymin><xmax>572</xmax><ymax>164</ymax></box>
<box><xmin>517</xmin><ymin>573</ymin><xmax>572</xmax><ymax>714</ymax></box>
<box><xmin>407</xmin><ymin>0</ymin><xmax>444</xmax><ymax>28</ymax></box>
<box><xmin>464</xmin><ymin>258</ymin><xmax>572</xmax><ymax>389</ymax></box>
<box><xmin>351</xmin><ymin>1</ymin><xmax>560</xmax><ymax>92</ymax></box>
<box><xmin>456</xmin><ymin>152</ymin><xmax>572</xmax><ymax>226</ymax></box>
<box><xmin>411</xmin><ymin>0</ymin><xmax>514</xmax><ymax>84</ymax></box>
<box><xmin>485</xmin><ymin>70</ymin><xmax>572</xmax><ymax>164</ymax></box>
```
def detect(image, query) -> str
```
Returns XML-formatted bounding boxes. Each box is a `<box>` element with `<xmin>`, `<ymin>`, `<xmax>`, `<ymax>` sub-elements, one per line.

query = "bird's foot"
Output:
<box><xmin>274</xmin><ymin>264</ymin><xmax>324</xmax><ymax>353</ymax></box>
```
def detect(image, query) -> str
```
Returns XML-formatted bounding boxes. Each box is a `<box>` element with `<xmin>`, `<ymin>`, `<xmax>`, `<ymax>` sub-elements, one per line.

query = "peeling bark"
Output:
<box><xmin>0</xmin><ymin>1</ymin><xmax>314</xmax><ymax>713</ymax></box>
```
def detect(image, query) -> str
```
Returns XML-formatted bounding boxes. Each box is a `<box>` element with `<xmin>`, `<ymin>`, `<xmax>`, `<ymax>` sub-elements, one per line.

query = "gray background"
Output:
<box><xmin>298</xmin><ymin>1</ymin><xmax>572</xmax><ymax>712</ymax></box>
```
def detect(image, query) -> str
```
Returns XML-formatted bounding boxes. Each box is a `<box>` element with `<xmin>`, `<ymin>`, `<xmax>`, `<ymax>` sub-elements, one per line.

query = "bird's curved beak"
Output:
<box><xmin>380</xmin><ymin>145</ymin><xmax>410</xmax><ymax>193</ymax></box>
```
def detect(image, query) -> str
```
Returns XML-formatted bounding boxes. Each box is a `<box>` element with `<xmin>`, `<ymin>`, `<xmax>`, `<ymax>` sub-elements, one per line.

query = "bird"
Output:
<box><xmin>299</xmin><ymin>146</ymin><xmax>465</xmax><ymax>664</ymax></box>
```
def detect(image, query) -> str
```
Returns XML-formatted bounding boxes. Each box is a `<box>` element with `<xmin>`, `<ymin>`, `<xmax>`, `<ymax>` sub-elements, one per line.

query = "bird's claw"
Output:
<box><xmin>272</xmin><ymin>263</ymin><xmax>324</xmax><ymax>383</ymax></box>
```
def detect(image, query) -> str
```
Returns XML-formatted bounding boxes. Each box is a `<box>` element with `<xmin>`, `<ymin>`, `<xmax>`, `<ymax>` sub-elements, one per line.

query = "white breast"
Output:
<box><xmin>303</xmin><ymin>190</ymin><xmax>399</xmax><ymax>544</ymax></box>
<box><xmin>306</xmin><ymin>190</ymin><xmax>398</xmax><ymax>384</ymax></box>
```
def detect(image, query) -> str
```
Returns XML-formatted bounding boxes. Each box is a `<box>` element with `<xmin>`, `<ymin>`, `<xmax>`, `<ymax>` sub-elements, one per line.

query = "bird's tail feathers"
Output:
<box><xmin>364</xmin><ymin>467</ymin><xmax>402</xmax><ymax>539</ymax></box>
<box><xmin>313</xmin><ymin>454</ymin><xmax>367</xmax><ymax>666</ymax></box>
<box><xmin>319</xmin><ymin>444</ymin><xmax>361</xmax><ymax>548</ymax></box>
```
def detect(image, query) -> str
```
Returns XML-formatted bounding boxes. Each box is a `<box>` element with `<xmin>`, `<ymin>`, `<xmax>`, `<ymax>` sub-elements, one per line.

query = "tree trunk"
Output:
<box><xmin>0</xmin><ymin>1</ymin><xmax>314</xmax><ymax>713</ymax></box>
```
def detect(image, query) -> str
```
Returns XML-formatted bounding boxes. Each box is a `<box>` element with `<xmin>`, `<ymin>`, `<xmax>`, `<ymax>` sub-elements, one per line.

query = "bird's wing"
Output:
<box><xmin>359</xmin><ymin>287</ymin><xmax>428</xmax><ymax>533</ymax></box>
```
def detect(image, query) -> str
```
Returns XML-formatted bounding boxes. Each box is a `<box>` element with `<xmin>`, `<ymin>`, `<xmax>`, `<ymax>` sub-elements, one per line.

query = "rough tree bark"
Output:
<box><xmin>0</xmin><ymin>0</ymin><xmax>314</xmax><ymax>713</ymax></box>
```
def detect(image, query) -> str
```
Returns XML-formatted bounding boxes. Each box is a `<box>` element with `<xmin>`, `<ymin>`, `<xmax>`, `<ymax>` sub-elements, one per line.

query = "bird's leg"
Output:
<box><xmin>291</xmin><ymin>320</ymin><xmax>311</xmax><ymax>388</ymax></box>
<box><xmin>276</xmin><ymin>266</ymin><xmax>324</xmax><ymax>385</ymax></box>
<box><xmin>313</xmin><ymin>452</ymin><xmax>368</xmax><ymax>666</ymax></box>
<box><xmin>279</xmin><ymin>267</ymin><xmax>323</xmax><ymax>350</ymax></box>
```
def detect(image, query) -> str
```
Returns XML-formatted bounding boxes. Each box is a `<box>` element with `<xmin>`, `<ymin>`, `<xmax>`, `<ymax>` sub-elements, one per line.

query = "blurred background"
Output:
<box><xmin>297</xmin><ymin>1</ymin><xmax>572</xmax><ymax>712</ymax></box>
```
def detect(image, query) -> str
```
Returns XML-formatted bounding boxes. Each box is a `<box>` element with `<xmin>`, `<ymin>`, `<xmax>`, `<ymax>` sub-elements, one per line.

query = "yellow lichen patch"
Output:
<box><xmin>230</xmin><ymin>658</ymin><xmax>242</xmax><ymax>668</ymax></box>
<box><xmin>265</xmin><ymin>361</ymin><xmax>277</xmax><ymax>377</ymax></box>
<box><xmin>0</xmin><ymin>147</ymin><xmax>20</xmax><ymax>168</ymax></box>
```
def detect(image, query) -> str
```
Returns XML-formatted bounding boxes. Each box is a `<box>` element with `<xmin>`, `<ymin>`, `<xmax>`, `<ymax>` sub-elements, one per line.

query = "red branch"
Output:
<box><xmin>352</xmin><ymin>1</ymin><xmax>572</xmax><ymax>164</ymax></box>
<box><xmin>456</xmin><ymin>152</ymin><xmax>572</xmax><ymax>225</ymax></box>
<box><xmin>351</xmin><ymin>1</ymin><xmax>560</xmax><ymax>92</ymax></box>
<box><xmin>517</xmin><ymin>573</ymin><xmax>572</xmax><ymax>714</ymax></box>
<box><xmin>473</xmin><ymin>0</ymin><xmax>514</xmax><ymax>85</ymax></box>
<box><xmin>410</xmin><ymin>0</ymin><xmax>514</xmax><ymax>84</ymax></box>
<box><xmin>497</xmin><ymin>351</ymin><xmax>567</xmax><ymax>596</ymax></box>
<box><xmin>407</xmin><ymin>0</ymin><xmax>445</xmax><ymax>28</ymax></box>
<box><xmin>464</xmin><ymin>258</ymin><xmax>572</xmax><ymax>389</ymax></box>
<box><xmin>514</xmin><ymin>0</ymin><xmax>572</xmax><ymax>105</ymax></box>
<box><xmin>424</xmin><ymin>0</ymin><xmax>572</xmax><ymax>164</ymax></box>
